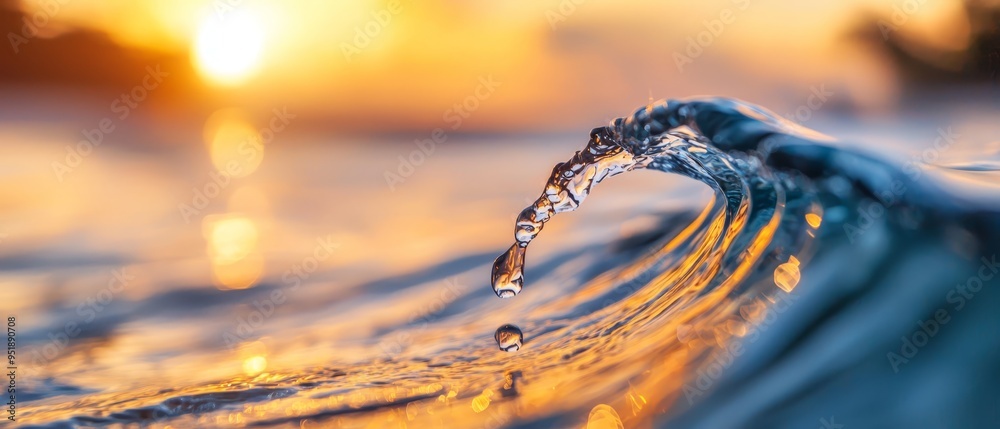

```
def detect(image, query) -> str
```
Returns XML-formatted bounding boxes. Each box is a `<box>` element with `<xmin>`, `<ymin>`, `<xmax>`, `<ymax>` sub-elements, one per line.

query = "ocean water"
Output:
<box><xmin>6</xmin><ymin>97</ymin><xmax>1000</xmax><ymax>428</ymax></box>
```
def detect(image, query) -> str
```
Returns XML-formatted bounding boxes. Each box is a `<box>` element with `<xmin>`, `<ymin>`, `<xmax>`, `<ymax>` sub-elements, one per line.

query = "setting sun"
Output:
<box><xmin>193</xmin><ymin>10</ymin><xmax>265</xmax><ymax>85</ymax></box>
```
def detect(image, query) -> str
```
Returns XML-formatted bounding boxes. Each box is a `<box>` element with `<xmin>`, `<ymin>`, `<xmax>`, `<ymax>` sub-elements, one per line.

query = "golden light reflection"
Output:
<box><xmin>243</xmin><ymin>355</ymin><xmax>267</xmax><ymax>376</ymax></box>
<box><xmin>726</xmin><ymin>318</ymin><xmax>748</xmax><ymax>337</ymax></box>
<box><xmin>626</xmin><ymin>385</ymin><xmax>647</xmax><ymax>415</ymax></box>
<box><xmin>204</xmin><ymin>110</ymin><xmax>264</xmax><ymax>178</ymax></box>
<box><xmin>470</xmin><ymin>388</ymin><xmax>493</xmax><ymax>413</ymax></box>
<box><xmin>774</xmin><ymin>255</ymin><xmax>801</xmax><ymax>293</ymax></box>
<box><xmin>211</xmin><ymin>253</ymin><xmax>264</xmax><ymax>290</ymax></box>
<box><xmin>208</xmin><ymin>216</ymin><xmax>257</xmax><ymax>262</ymax></box>
<box><xmin>587</xmin><ymin>404</ymin><xmax>624</xmax><ymax>429</ymax></box>
<box><xmin>239</xmin><ymin>341</ymin><xmax>268</xmax><ymax>376</ymax></box>
<box><xmin>805</xmin><ymin>213</ymin><xmax>822</xmax><ymax>229</ymax></box>
<box><xmin>205</xmin><ymin>215</ymin><xmax>263</xmax><ymax>290</ymax></box>
<box><xmin>437</xmin><ymin>390</ymin><xmax>457</xmax><ymax>404</ymax></box>
<box><xmin>193</xmin><ymin>10</ymin><xmax>265</xmax><ymax>85</ymax></box>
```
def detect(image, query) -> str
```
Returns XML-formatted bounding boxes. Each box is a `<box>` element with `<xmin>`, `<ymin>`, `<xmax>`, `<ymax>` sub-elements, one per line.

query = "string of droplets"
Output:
<box><xmin>490</xmin><ymin>124</ymin><xmax>714</xmax><ymax>351</ymax></box>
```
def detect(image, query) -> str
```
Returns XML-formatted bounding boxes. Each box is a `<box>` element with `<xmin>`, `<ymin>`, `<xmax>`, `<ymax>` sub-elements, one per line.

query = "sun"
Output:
<box><xmin>193</xmin><ymin>10</ymin><xmax>265</xmax><ymax>86</ymax></box>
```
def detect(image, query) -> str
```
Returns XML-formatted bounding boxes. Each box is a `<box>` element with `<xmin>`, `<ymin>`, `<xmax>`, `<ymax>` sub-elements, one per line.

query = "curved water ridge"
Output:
<box><xmin>491</xmin><ymin>99</ymin><xmax>818</xmax><ymax>350</ymax></box>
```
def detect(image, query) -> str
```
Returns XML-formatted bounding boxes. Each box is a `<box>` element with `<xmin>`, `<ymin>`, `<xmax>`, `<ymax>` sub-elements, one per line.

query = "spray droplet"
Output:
<box><xmin>494</xmin><ymin>325</ymin><xmax>523</xmax><ymax>352</ymax></box>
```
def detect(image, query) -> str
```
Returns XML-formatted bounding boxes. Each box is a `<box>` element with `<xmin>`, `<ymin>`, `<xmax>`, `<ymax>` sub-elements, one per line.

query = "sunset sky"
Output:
<box><xmin>7</xmin><ymin>0</ymin><xmax>981</xmax><ymax>132</ymax></box>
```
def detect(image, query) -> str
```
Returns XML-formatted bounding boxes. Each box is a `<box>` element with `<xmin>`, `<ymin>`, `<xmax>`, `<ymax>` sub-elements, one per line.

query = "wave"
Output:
<box><xmin>24</xmin><ymin>98</ymin><xmax>1000</xmax><ymax>428</ymax></box>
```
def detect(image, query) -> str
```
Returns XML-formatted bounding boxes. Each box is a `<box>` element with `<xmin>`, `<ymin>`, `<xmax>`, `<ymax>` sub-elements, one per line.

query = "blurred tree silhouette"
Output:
<box><xmin>849</xmin><ymin>0</ymin><xmax>1000</xmax><ymax>85</ymax></box>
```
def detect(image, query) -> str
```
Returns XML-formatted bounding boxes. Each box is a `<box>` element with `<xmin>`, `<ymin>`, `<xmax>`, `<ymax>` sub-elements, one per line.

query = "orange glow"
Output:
<box><xmin>205</xmin><ymin>215</ymin><xmax>263</xmax><ymax>290</ymax></box>
<box><xmin>587</xmin><ymin>404</ymin><xmax>624</xmax><ymax>429</ymax></box>
<box><xmin>774</xmin><ymin>255</ymin><xmax>802</xmax><ymax>293</ymax></box>
<box><xmin>208</xmin><ymin>216</ymin><xmax>257</xmax><ymax>263</ymax></box>
<box><xmin>627</xmin><ymin>385</ymin><xmax>648</xmax><ymax>415</ymax></box>
<box><xmin>243</xmin><ymin>355</ymin><xmax>267</xmax><ymax>376</ymax></box>
<box><xmin>193</xmin><ymin>10</ymin><xmax>265</xmax><ymax>85</ymax></box>
<box><xmin>470</xmin><ymin>389</ymin><xmax>493</xmax><ymax>413</ymax></box>
<box><xmin>239</xmin><ymin>341</ymin><xmax>269</xmax><ymax>376</ymax></box>
<box><xmin>204</xmin><ymin>109</ymin><xmax>264</xmax><ymax>178</ymax></box>
<box><xmin>211</xmin><ymin>252</ymin><xmax>264</xmax><ymax>290</ymax></box>
<box><xmin>805</xmin><ymin>213</ymin><xmax>822</xmax><ymax>229</ymax></box>
<box><xmin>12</xmin><ymin>0</ymin><xmax>986</xmax><ymax>129</ymax></box>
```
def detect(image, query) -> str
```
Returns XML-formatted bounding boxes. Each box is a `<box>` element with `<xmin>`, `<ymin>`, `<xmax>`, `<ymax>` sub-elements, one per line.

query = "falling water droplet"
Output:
<box><xmin>494</xmin><ymin>325</ymin><xmax>523</xmax><ymax>352</ymax></box>
<box><xmin>491</xmin><ymin>245</ymin><xmax>525</xmax><ymax>298</ymax></box>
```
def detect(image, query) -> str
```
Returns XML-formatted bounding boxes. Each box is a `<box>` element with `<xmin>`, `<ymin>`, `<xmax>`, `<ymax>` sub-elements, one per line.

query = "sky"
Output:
<box><xmin>4</xmin><ymin>0</ymin><xmax>984</xmax><ymax>133</ymax></box>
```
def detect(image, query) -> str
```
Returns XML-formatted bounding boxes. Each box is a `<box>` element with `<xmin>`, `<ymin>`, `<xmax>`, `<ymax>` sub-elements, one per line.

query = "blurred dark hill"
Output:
<box><xmin>0</xmin><ymin>4</ymin><xmax>223</xmax><ymax>131</ymax></box>
<box><xmin>0</xmin><ymin>6</ymin><xmax>198</xmax><ymax>90</ymax></box>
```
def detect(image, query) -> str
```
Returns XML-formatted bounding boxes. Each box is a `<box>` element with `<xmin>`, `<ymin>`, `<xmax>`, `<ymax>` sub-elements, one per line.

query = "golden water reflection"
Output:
<box><xmin>470</xmin><ymin>389</ymin><xmax>493</xmax><ymax>413</ymax></box>
<box><xmin>587</xmin><ymin>404</ymin><xmax>624</xmax><ymax>429</ymax></box>
<box><xmin>205</xmin><ymin>215</ymin><xmax>263</xmax><ymax>290</ymax></box>
<box><xmin>11</xmin><ymin>128</ymin><xmax>826</xmax><ymax>427</ymax></box>
<box><xmin>205</xmin><ymin>109</ymin><xmax>264</xmax><ymax>178</ymax></box>
<box><xmin>774</xmin><ymin>255</ymin><xmax>802</xmax><ymax>293</ymax></box>
<box><xmin>805</xmin><ymin>213</ymin><xmax>822</xmax><ymax>229</ymax></box>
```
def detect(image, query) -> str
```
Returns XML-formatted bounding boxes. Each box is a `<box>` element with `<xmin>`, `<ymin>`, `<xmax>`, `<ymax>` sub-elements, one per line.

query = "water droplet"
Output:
<box><xmin>491</xmin><ymin>245</ymin><xmax>525</xmax><ymax>298</ymax></box>
<box><xmin>494</xmin><ymin>325</ymin><xmax>523</xmax><ymax>352</ymax></box>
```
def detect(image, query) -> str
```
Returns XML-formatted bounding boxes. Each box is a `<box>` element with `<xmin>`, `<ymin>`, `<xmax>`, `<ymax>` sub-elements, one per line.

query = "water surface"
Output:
<box><xmin>6</xmin><ymin>98</ymin><xmax>1000</xmax><ymax>428</ymax></box>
